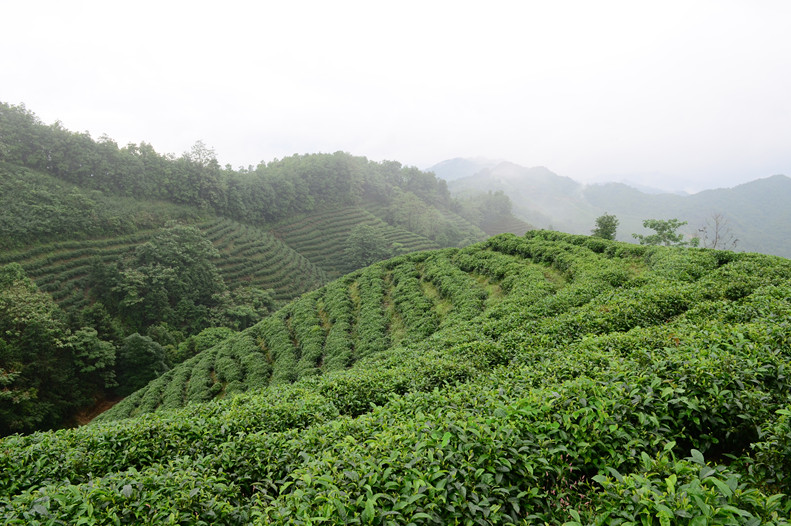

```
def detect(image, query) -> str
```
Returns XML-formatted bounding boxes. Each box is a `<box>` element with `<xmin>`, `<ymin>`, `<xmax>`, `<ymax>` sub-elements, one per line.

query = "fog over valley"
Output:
<box><xmin>2</xmin><ymin>0</ymin><xmax>789</xmax><ymax>193</ymax></box>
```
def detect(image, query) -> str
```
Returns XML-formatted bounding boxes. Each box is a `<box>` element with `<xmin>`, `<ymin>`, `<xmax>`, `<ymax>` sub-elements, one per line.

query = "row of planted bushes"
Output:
<box><xmin>2</xmin><ymin>308</ymin><xmax>789</xmax><ymax>522</ymax></box>
<box><xmin>388</xmin><ymin>259</ymin><xmax>440</xmax><ymax>343</ymax></box>
<box><xmin>4</xmin><ymin>232</ymin><xmax>790</xmax><ymax>523</ymax></box>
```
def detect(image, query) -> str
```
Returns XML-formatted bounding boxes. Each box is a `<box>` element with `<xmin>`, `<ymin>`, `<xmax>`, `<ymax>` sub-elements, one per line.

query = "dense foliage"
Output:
<box><xmin>0</xmin><ymin>102</ymin><xmax>481</xmax><ymax>250</ymax></box>
<box><xmin>3</xmin><ymin>232</ymin><xmax>788</xmax><ymax>523</ymax></box>
<box><xmin>591</xmin><ymin>213</ymin><xmax>619</xmax><ymax>240</ymax></box>
<box><xmin>89</xmin><ymin>224</ymin><xmax>227</xmax><ymax>333</ymax></box>
<box><xmin>0</xmin><ymin>163</ymin><xmax>204</xmax><ymax>250</ymax></box>
<box><xmin>0</xmin><ymin>101</ymin><xmax>497</xmax><ymax>433</ymax></box>
<box><xmin>344</xmin><ymin>225</ymin><xmax>393</xmax><ymax>271</ymax></box>
<box><xmin>0</xmin><ymin>264</ymin><xmax>116</xmax><ymax>434</ymax></box>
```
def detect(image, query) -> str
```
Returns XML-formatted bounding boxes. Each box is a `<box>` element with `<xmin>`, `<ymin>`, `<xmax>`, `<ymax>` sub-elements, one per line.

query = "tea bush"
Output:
<box><xmin>3</xmin><ymin>232</ymin><xmax>790</xmax><ymax>523</ymax></box>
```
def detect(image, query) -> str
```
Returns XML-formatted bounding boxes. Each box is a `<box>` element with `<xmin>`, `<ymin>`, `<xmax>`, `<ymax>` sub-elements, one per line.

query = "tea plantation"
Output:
<box><xmin>0</xmin><ymin>216</ymin><xmax>328</xmax><ymax>312</ymax></box>
<box><xmin>270</xmin><ymin>206</ymin><xmax>440</xmax><ymax>278</ymax></box>
<box><xmin>2</xmin><ymin>231</ymin><xmax>790</xmax><ymax>524</ymax></box>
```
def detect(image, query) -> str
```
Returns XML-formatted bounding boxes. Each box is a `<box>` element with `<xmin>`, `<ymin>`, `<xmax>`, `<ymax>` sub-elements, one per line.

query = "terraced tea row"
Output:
<box><xmin>1</xmin><ymin>217</ymin><xmax>329</xmax><ymax>311</ymax></box>
<box><xmin>4</xmin><ymin>232</ymin><xmax>790</xmax><ymax>523</ymax></box>
<box><xmin>2</xmin><ymin>231</ymin><xmax>156</xmax><ymax>311</ymax></box>
<box><xmin>99</xmin><ymin>248</ymin><xmax>501</xmax><ymax>419</ymax></box>
<box><xmin>479</xmin><ymin>213</ymin><xmax>533</xmax><ymax>236</ymax></box>
<box><xmin>364</xmin><ymin>201</ymin><xmax>488</xmax><ymax>246</ymax></box>
<box><xmin>270</xmin><ymin>206</ymin><xmax>439</xmax><ymax>276</ymax></box>
<box><xmin>198</xmin><ymin>218</ymin><xmax>328</xmax><ymax>299</ymax></box>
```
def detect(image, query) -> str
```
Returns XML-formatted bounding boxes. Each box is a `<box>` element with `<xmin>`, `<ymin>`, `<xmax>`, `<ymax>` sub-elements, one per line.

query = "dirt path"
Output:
<box><xmin>73</xmin><ymin>397</ymin><xmax>123</xmax><ymax>426</ymax></box>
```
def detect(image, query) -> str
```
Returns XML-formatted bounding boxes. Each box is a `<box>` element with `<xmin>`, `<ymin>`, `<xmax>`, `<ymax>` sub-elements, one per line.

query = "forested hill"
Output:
<box><xmin>2</xmin><ymin>231</ymin><xmax>790</xmax><ymax>523</ymax></box>
<box><xmin>0</xmin><ymin>101</ymin><xmax>529</xmax><ymax>434</ymax></box>
<box><xmin>0</xmin><ymin>102</ymin><xmax>497</xmax><ymax>252</ymax></box>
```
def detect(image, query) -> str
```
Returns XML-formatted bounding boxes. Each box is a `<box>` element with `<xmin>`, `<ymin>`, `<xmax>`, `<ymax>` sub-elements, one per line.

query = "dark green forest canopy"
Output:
<box><xmin>0</xmin><ymin>102</ymin><xmax>453</xmax><ymax>231</ymax></box>
<box><xmin>1</xmin><ymin>101</ymin><xmax>491</xmax><ymax>264</ymax></box>
<box><xmin>0</xmin><ymin>264</ymin><xmax>116</xmax><ymax>434</ymax></box>
<box><xmin>3</xmin><ymin>232</ymin><xmax>786</xmax><ymax>523</ymax></box>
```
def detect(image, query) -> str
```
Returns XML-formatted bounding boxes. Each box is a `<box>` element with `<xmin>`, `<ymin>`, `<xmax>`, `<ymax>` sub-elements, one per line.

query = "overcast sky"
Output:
<box><xmin>2</xmin><ymin>1</ymin><xmax>789</xmax><ymax>192</ymax></box>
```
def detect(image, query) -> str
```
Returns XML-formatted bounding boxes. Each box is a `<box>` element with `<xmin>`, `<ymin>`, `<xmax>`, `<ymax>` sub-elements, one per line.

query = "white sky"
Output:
<box><xmin>2</xmin><ymin>0</ymin><xmax>789</xmax><ymax>192</ymax></box>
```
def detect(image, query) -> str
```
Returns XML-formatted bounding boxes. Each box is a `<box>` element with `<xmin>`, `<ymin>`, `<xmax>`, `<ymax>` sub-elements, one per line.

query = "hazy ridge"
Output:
<box><xmin>434</xmin><ymin>158</ymin><xmax>791</xmax><ymax>257</ymax></box>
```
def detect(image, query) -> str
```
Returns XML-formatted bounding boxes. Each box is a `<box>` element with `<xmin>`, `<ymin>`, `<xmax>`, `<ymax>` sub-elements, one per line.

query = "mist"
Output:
<box><xmin>2</xmin><ymin>0</ymin><xmax>789</xmax><ymax>192</ymax></box>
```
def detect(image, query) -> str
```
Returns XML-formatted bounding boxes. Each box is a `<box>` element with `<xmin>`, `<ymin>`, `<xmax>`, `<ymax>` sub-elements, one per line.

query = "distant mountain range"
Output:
<box><xmin>428</xmin><ymin>158</ymin><xmax>791</xmax><ymax>258</ymax></box>
<box><xmin>427</xmin><ymin>157</ymin><xmax>501</xmax><ymax>181</ymax></box>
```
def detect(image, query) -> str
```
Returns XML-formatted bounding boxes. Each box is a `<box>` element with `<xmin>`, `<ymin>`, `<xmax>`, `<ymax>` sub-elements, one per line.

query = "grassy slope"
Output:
<box><xmin>3</xmin><ymin>232</ymin><xmax>787</xmax><ymax>523</ymax></box>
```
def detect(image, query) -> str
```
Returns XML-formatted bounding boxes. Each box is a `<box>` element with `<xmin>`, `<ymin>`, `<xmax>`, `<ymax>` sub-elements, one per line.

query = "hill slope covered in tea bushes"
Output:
<box><xmin>1</xmin><ymin>231</ymin><xmax>790</xmax><ymax>524</ymax></box>
<box><xmin>0</xmin><ymin>101</ymin><xmax>501</xmax><ymax>432</ymax></box>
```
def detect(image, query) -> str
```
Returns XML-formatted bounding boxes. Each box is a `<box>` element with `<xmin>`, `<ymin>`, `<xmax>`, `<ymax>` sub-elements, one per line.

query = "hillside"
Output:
<box><xmin>0</xmin><ymin>214</ymin><xmax>328</xmax><ymax>311</ymax></box>
<box><xmin>584</xmin><ymin>175</ymin><xmax>791</xmax><ymax>256</ymax></box>
<box><xmin>427</xmin><ymin>157</ymin><xmax>500</xmax><ymax>181</ymax></box>
<box><xmin>4</xmin><ymin>232</ymin><xmax>788</xmax><ymax>522</ymax></box>
<box><xmin>270</xmin><ymin>206</ymin><xmax>440</xmax><ymax>278</ymax></box>
<box><xmin>0</xmin><ymin>102</ymin><xmax>503</xmax><ymax>433</ymax></box>
<box><xmin>444</xmin><ymin>160</ymin><xmax>791</xmax><ymax>257</ymax></box>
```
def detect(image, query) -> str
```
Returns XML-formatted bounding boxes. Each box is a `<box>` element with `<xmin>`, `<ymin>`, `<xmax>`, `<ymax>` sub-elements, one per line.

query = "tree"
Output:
<box><xmin>697</xmin><ymin>212</ymin><xmax>738</xmax><ymax>250</ymax></box>
<box><xmin>214</xmin><ymin>286</ymin><xmax>275</xmax><ymax>330</ymax></box>
<box><xmin>0</xmin><ymin>264</ymin><xmax>113</xmax><ymax>433</ymax></box>
<box><xmin>64</xmin><ymin>328</ymin><xmax>117</xmax><ymax>393</ymax></box>
<box><xmin>109</xmin><ymin>224</ymin><xmax>227</xmax><ymax>332</ymax></box>
<box><xmin>632</xmin><ymin>219</ymin><xmax>694</xmax><ymax>246</ymax></box>
<box><xmin>591</xmin><ymin>213</ymin><xmax>619</xmax><ymax>240</ymax></box>
<box><xmin>115</xmin><ymin>333</ymin><xmax>168</xmax><ymax>396</ymax></box>
<box><xmin>184</xmin><ymin>140</ymin><xmax>217</xmax><ymax>168</ymax></box>
<box><xmin>344</xmin><ymin>225</ymin><xmax>392</xmax><ymax>270</ymax></box>
<box><xmin>78</xmin><ymin>302</ymin><xmax>124</xmax><ymax>345</ymax></box>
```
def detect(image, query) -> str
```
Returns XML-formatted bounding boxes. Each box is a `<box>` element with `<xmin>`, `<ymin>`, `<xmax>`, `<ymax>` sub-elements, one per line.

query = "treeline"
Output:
<box><xmin>0</xmin><ymin>163</ymin><xmax>206</xmax><ymax>249</ymax></box>
<box><xmin>0</xmin><ymin>102</ymin><xmax>453</xmax><ymax>233</ymax></box>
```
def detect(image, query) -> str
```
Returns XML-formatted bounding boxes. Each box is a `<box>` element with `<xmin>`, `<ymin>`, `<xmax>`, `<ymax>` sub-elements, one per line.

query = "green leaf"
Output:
<box><xmin>689</xmin><ymin>449</ymin><xmax>705</xmax><ymax>465</ymax></box>
<box><xmin>606</xmin><ymin>467</ymin><xmax>624</xmax><ymax>482</ymax></box>
<box><xmin>719</xmin><ymin>505</ymin><xmax>751</xmax><ymax>517</ymax></box>
<box><xmin>362</xmin><ymin>496</ymin><xmax>375</xmax><ymax>523</ymax></box>
<box><xmin>665</xmin><ymin>474</ymin><xmax>677</xmax><ymax>496</ymax></box>
<box><xmin>766</xmin><ymin>493</ymin><xmax>786</xmax><ymax>512</ymax></box>
<box><xmin>708</xmin><ymin>478</ymin><xmax>733</xmax><ymax>498</ymax></box>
